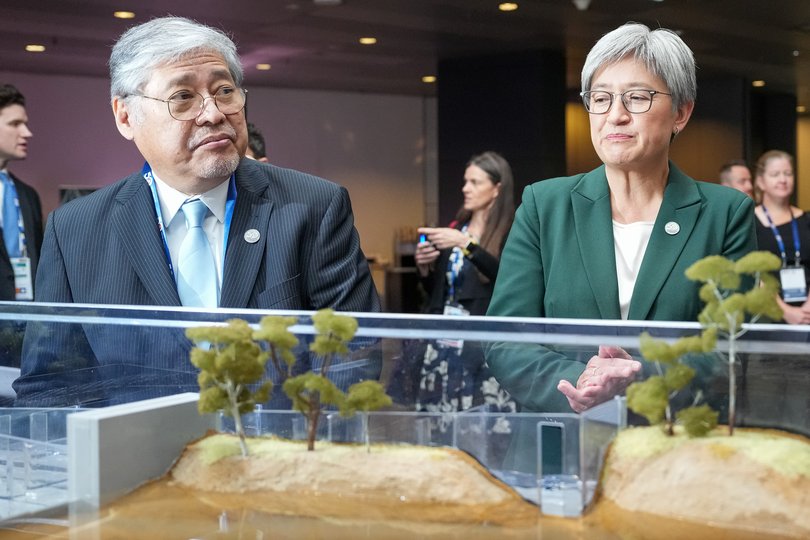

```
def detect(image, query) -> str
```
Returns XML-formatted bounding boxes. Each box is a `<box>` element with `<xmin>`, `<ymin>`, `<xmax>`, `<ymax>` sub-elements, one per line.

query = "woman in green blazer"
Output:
<box><xmin>486</xmin><ymin>23</ymin><xmax>756</xmax><ymax>415</ymax></box>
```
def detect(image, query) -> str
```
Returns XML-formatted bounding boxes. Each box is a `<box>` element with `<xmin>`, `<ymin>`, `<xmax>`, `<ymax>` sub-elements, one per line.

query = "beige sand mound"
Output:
<box><xmin>170</xmin><ymin>433</ymin><xmax>538</xmax><ymax>526</ymax></box>
<box><xmin>600</xmin><ymin>426</ymin><xmax>810</xmax><ymax>538</ymax></box>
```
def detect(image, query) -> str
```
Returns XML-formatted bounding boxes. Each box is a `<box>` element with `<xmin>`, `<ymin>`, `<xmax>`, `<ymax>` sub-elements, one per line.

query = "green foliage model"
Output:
<box><xmin>188</xmin><ymin>310</ymin><xmax>391</xmax><ymax>454</ymax></box>
<box><xmin>341</xmin><ymin>380</ymin><xmax>393</xmax><ymax>452</ymax></box>
<box><xmin>627</xmin><ymin>251</ymin><xmax>782</xmax><ymax>437</ymax></box>
<box><xmin>282</xmin><ymin>309</ymin><xmax>391</xmax><ymax>451</ymax></box>
<box><xmin>187</xmin><ymin>319</ymin><xmax>274</xmax><ymax>457</ymax></box>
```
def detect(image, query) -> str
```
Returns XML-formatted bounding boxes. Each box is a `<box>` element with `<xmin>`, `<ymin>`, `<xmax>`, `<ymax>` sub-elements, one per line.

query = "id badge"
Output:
<box><xmin>436</xmin><ymin>303</ymin><xmax>470</xmax><ymax>350</ymax></box>
<box><xmin>11</xmin><ymin>256</ymin><xmax>33</xmax><ymax>301</ymax></box>
<box><xmin>780</xmin><ymin>266</ymin><xmax>807</xmax><ymax>303</ymax></box>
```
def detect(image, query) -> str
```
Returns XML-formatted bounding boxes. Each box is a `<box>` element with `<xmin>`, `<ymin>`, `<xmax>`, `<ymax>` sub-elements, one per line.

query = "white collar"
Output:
<box><xmin>152</xmin><ymin>174</ymin><xmax>230</xmax><ymax>227</ymax></box>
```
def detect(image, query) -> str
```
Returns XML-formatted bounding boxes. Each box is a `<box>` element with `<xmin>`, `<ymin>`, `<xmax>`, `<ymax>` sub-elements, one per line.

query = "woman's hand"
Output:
<box><xmin>414</xmin><ymin>240</ymin><xmax>440</xmax><ymax>276</ymax></box>
<box><xmin>556</xmin><ymin>345</ymin><xmax>642</xmax><ymax>413</ymax></box>
<box><xmin>782</xmin><ymin>302</ymin><xmax>810</xmax><ymax>325</ymax></box>
<box><xmin>418</xmin><ymin>227</ymin><xmax>470</xmax><ymax>251</ymax></box>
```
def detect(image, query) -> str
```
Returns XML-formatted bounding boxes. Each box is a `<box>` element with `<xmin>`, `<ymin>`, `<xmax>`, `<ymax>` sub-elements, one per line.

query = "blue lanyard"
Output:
<box><xmin>0</xmin><ymin>172</ymin><xmax>27</xmax><ymax>258</ymax></box>
<box><xmin>141</xmin><ymin>162</ymin><xmax>237</xmax><ymax>281</ymax></box>
<box><xmin>445</xmin><ymin>224</ymin><xmax>467</xmax><ymax>303</ymax></box>
<box><xmin>761</xmin><ymin>205</ymin><xmax>801</xmax><ymax>268</ymax></box>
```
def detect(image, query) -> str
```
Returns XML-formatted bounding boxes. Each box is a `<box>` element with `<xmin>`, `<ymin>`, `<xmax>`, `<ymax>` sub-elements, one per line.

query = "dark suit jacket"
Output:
<box><xmin>0</xmin><ymin>172</ymin><xmax>43</xmax><ymax>300</ymax></box>
<box><xmin>486</xmin><ymin>163</ymin><xmax>756</xmax><ymax>413</ymax></box>
<box><xmin>13</xmin><ymin>159</ymin><xmax>380</xmax><ymax>406</ymax></box>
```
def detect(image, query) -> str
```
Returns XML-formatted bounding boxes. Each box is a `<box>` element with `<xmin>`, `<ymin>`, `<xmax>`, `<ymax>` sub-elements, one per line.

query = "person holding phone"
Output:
<box><xmin>403</xmin><ymin>151</ymin><xmax>515</xmax><ymax>413</ymax></box>
<box><xmin>416</xmin><ymin>151</ymin><xmax>514</xmax><ymax>316</ymax></box>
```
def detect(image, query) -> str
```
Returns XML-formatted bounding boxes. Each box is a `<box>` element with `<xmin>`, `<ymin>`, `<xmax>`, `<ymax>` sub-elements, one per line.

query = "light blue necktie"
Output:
<box><xmin>176</xmin><ymin>199</ymin><xmax>218</xmax><ymax>308</ymax></box>
<box><xmin>0</xmin><ymin>172</ymin><xmax>21</xmax><ymax>258</ymax></box>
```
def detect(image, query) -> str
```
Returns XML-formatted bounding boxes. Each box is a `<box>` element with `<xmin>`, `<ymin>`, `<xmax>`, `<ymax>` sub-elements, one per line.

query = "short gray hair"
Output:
<box><xmin>581</xmin><ymin>23</ymin><xmax>696</xmax><ymax>110</ymax></box>
<box><xmin>109</xmin><ymin>16</ymin><xmax>243</xmax><ymax>101</ymax></box>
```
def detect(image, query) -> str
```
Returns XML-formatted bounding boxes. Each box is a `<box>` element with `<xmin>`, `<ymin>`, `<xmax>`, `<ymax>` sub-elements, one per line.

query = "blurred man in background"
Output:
<box><xmin>245</xmin><ymin>122</ymin><xmax>269</xmax><ymax>162</ymax></box>
<box><xmin>719</xmin><ymin>160</ymin><xmax>754</xmax><ymax>199</ymax></box>
<box><xmin>0</xmin><ymin>84</ymin><xmax>43</xmax><ymax>302</ymax></box>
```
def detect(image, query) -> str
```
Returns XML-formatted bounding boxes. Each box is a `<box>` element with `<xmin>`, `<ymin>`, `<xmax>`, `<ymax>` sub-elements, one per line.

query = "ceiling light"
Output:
<box><xmin>359</xmin><ymin>37</ymin><xmax>377</xmax><ymax>45</ymax></box>
<box><xmin>752</xmin><ymin>80</ymin><xmax>766</xmax><ymax>87</ymax></box>
<box><xmin>113</xmin><ymin>11</ymin><xmax>135</xmax><ymax>19</ymax></box>
<box><xmin>256</xmin><ymin>64</ymin><xmax>271</xmax><ymax>71</ymax></box>
<box><xmin>25</xmin><ymin>44</ymin><xmax>46</xmax><ymax>52</ymax></box>
<box><xmin>422</xmin><ymin>75</ymin><xmax>437</xmax><ymax>84</ymax></box>
<box><xmin>499</xmin><ymin>2</ymin><xmax>518</xmax><ymax>11</ymax></box>
<box><xmin>797</xmin><ymin>105</ymin><xmax>807</xmax><ymax>113</ymax></box>
<box><xmin>572</xmin><ymin>0</ymin><xmax>591</xmax><ymax>10</ymax></box>
<box><xmin>793</xmin><ymin>50</ymin><xmax>800</xmax><ymax>57</ymax></box>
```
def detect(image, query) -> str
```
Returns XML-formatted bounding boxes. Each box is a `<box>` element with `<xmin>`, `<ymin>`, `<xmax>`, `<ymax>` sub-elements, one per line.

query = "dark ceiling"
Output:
<box><xmin>2</xmin><ymin>0</ymin><xmax>810</xmax><ymax>107</ymax></box>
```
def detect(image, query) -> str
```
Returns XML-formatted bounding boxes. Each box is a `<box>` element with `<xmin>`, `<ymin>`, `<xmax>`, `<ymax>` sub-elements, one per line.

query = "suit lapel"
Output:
<box><xmin>113</xmin><ymin>174</ymin><xmax>181</xmax><ymax>306</ymax></box>
<box><xmin>220</xmin><ymin>163</ymin><xmax>273</xmax><ymax>308</ymax></box>
<box><xmin>12</xmin><ymin>175</ymin><xmax>39</xmax><ymax>270</ymax></box>
<box><xmin>571</xmin><ymin>166</ymin><xmax>621</xmax><ymax>319</ymax></box>
<box><xmin>628</xmin><ymin>163</ymin><xmax>702</xmax><ymax>320</ymax></box>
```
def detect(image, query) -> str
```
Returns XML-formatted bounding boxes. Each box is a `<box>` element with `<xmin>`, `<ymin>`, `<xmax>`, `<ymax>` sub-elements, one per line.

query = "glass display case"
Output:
<box><xmin>0</xmin><ymin>301</ymin><xmax>808</xmax><ymax>536</ymax></box>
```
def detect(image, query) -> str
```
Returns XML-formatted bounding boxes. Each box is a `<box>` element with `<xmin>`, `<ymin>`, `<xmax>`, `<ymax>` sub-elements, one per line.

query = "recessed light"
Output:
<box><xmin>256</xmin><ymin>64</ymin><xmax>271</xmax><ymax>71</ymax></box>
<box><xmin>499</xmin><ymin>2</ymin><xmax>518</xmax><ymax>11</ymax></box>
<box><xmin>359</xmin><ymin>37</ymin><xmax>377</xmax><ymax>45</ymax></box>
<box><xmin>113</xmin><ymin>11</ymin><xmax>135</xmax><ymax>19</ymax></box>
<box><xmin>752</xmin><ymin>80</ymin><xmax>766</xmax><ymax>87</ymax></box>
<box><xmin>422</xmin><ymin>75</ymin><xmax>437</xmax><ymax>84</ymax></box>
<box><xmin>793</xmin><ymin>50</ymin><xmax>800</xmax><ymax>57</ymax></box>
<box><xmin>797</xmin><ymin>105</ymin><xmax>807</xmax><ymax>113</ymax></box>
<box><xmin>25</xmin><ymin>44</ymin><xmax>46</xmax><ymax>53</ymax></box>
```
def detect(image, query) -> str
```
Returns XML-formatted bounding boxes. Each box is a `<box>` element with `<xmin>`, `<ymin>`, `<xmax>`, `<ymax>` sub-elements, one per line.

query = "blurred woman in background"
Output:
<box><xmin>416</xmin><ymin>150</ymin><xmax>514</xmax><ymax>316</ymax></box>
<box><xmin>754</xmin><ymin>150</ymin><xmax>810</xmax><ymax>324</ymax></box>
<box><xmin>397</xmin><ymin>151</ymin><xmax>515</xmax><ymax>413</ymax></box>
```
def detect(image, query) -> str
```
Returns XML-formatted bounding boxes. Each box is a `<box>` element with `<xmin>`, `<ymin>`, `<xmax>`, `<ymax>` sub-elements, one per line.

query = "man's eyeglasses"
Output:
<box><xmin>580</xmin><ymin>89</ymin><xmax>671</xmax><ymax>115</ymax></box>
<box><xmin>135</xmin><ymin>86</ymin><xmax>247</xmax><ymax>121</ymax></box>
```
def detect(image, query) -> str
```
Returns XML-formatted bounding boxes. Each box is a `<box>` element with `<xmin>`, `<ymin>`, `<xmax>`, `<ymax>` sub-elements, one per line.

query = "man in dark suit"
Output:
<box><xmin>0</xmin><ymin>84</ymin><xmax>43</xmax><ymax>303</ymax></box>
<box><xmin>0</xmin><ymin>84</ymin><xmax>43</xmax><ymax>374</ymax></box>
<box><xmin>14</xmin><ymin>17</ymin><xmax>379</xmax><ymax>406</ymax></box>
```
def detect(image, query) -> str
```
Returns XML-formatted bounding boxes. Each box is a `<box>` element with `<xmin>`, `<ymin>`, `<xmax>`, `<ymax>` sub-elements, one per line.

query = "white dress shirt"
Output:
<box><xmin>152</xmin><ymin>174</ymin><xmax>230</xmax><ymax>289</ymax></box>
<box><xmin>613</xmin><ymin>220</ymin><xmax>654</xmax><ymax>320</ymax></box>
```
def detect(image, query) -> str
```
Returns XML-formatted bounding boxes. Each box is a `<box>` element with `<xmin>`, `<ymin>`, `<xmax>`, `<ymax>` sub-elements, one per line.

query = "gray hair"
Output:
<box><xmin>109</xmin><ymin>16</ymin><xmax>243</xmax><ymax>101</ymax></box>
<box><xmin>581</xmin><ymin>23</ymin><xmax>696</xmax><ymax>110</ymax></box>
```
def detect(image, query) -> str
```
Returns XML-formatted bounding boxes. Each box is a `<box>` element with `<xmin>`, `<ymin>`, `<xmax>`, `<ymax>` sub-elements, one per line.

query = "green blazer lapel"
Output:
<box><xmin>628</xmin><ymin>163</ymin><xmax>702</xmax><ymax>320</ymax></box>
<box><xmin>571</xmin><ymin>166</ymin><xmax>621</xmax><ymax>319</ymax></box>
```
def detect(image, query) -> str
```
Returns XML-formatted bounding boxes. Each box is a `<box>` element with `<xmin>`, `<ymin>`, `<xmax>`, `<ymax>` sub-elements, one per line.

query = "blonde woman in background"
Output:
<box><xmin>754</xmin><ymin>150</ymin><xmax>810</xmax><ymax>324</ymax></box>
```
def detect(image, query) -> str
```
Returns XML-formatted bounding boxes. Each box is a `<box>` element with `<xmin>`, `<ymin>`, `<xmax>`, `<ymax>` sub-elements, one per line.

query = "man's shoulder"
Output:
<box><xmin>236</xmin><ymin>160</ymin><xmax>341</xmax><ymax>203</ymax></box>
<box><xmin>52</xmin><ymin>173</ymin><xmax>141</xmax><ymax>220</ymax></box>
<box><xmin>8</xmin><ymin>172</ymin><xmax>41</xmax><ymax>199</ymax></box>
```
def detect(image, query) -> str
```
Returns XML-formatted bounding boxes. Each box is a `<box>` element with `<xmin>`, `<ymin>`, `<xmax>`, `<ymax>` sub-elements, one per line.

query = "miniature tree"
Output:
<box><xmin>283</xmin><ymin>309</ymin><xmax>359</xmax><ymax>451</ymax></box>
<box><xmin>627</xmin><ymin>251</ymin><xmax>783</xmax><ymax>437</ymax></box>
<box><xmin>341</xmin><ymin>380</ymin><xmax>393</xmax><ymax>452</ymax></box>
<box><xmin>284</xmin><ymin>372</ymin><xmax>346</xmax><ymax>451</ymax></box>
<box><xmin>628</xmin><ymin>330</ymin><xmax>719</xmax><ymax>436</ymax></box>
<box><xmin>252</xmin><ymin>315</ymin><xmax>299</xmax><ymax>382</ymax></box>
<box><xmin>190</xmin><ymin>310</ymin><xmax>391</xmax><ymax>453</ymax></box>
<box><xmin>187</xmin><ymin>319</ymin><xmax>273</xmax><ymax>457</ymax></box>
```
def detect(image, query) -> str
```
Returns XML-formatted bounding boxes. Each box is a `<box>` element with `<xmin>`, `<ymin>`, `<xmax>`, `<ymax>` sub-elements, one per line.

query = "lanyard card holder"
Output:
<box><xmin>11</xmin><ymin>256</ymin><xmax>33</xmax><ymax>300</ymax></box>
<box><xmin>780</xmin><ymin>266</ymin><xmax>807</xmax><ymax>303</ymax></box>
<box><xmin>436</xmin><ymin>302</ymin><xmax>470</xmax><ymax>350</ymax></box>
